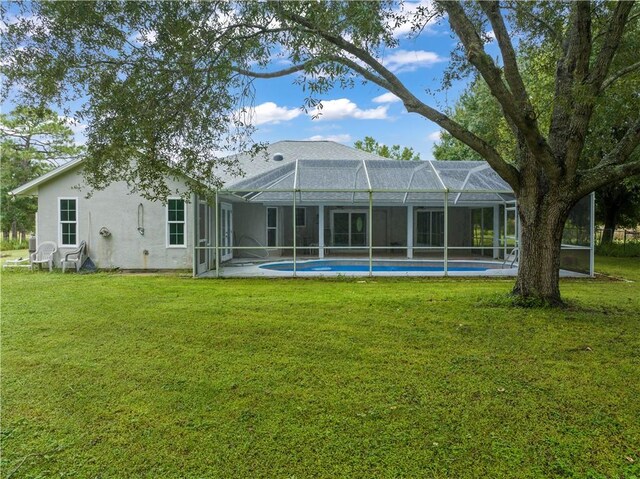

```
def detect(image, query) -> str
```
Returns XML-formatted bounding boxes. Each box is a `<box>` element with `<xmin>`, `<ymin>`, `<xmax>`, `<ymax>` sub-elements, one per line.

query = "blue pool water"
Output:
<box><xmin>259</xmin><ymin>260</ymin><xmax>499</xmax><ymax>273</ymax></box>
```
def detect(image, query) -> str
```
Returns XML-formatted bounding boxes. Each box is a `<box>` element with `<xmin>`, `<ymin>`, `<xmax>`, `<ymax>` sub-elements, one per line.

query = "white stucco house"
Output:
<box><xmin>10</xmin><ymin>140</ymin><xmax>594</xmax><ymax>277</ymax></box>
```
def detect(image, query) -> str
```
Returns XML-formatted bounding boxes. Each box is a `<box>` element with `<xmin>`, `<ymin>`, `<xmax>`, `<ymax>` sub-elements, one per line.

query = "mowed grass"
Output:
<box><xmin>1</xmin><ymin>258</ymin><xmax>639</xmax><ymax>478</ymax></box>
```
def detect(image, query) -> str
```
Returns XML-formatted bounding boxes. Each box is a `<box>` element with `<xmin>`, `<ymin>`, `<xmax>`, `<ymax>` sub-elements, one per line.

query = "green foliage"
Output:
<box><xmin>0</xmin><ymin>238</ymin><xmax>29</xmax><ymax>250</ymax></box>
<box><xmin>433</xmin><ymin>78</ymin><xmax>510</xmax><ymax>161</ymax></box>
<box><xmin>354</xmin><ymin>136</ymin><xmax>421</xmax><ymax>161</ymax></box>
<box><xmin>595</xmin><ymin>240</ymin><xmax>640</xmax><ymax>258</ymax></box>
<box><xmin>432</xmin><ymin>21</ymin><xmax>640</xmax><ymax>230</ymax></box>
<box><xmin>2</xmin><ymin>257</ymin><xmax>640</xmax><ymax>477</ymax></box>
<box><xmin>0</xmin><ymin>106</ymin><xmax>83</xmax><ymax>236</ymax></box>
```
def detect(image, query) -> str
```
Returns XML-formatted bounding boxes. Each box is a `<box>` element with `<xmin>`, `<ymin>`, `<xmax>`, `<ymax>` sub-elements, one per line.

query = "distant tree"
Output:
<box><xmin>354</xmin><ymin>136</ymin><xmax>420</xmax><ymax>161</ymax></box>
<box><xmin>0</xmin><ymin>106</ymin><xmax>83</xmax><ymax>241</ymax></box>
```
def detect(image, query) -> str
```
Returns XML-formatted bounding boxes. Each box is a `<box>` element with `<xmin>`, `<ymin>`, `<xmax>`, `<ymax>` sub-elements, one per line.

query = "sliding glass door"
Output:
<box><xmin>331</xmin><ymin>211</ymin><xmax>367</xmax><ymax>247</ymax></box>
<box><xmin>415</xmin><ymin>210</ymin><xmax>444</xmax><ymax>247</ymax></box>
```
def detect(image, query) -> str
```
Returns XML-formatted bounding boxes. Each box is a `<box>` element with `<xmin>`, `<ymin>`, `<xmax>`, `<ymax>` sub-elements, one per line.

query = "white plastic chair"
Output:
<box><xmin>61</xmin><ymin>240</ymin><xmax>87</xmax><ymax>273</ymax></box>
<box><xmin>30</xmin><ymin>241</ymin><xmax>58</xmax><ymax>271</ymax></box>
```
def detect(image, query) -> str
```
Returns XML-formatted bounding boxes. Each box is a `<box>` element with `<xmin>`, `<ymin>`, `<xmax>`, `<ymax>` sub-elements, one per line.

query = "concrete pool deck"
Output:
<box><xmin>198</xmin><ymin>257</ymin><xmax>589</xmax><ymax>278</ymax></box>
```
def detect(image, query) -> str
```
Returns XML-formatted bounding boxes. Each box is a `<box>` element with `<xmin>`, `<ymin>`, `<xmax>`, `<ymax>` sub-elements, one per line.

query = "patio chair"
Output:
<box><xmin>61</xmin><ymin>240</ymin><xmax>87</xmax><ymax>273</ymax></box>
<box><xmin>30</xmin><ymin>241</ymin><xmax>58</xmax><ymax>272</ymax></box>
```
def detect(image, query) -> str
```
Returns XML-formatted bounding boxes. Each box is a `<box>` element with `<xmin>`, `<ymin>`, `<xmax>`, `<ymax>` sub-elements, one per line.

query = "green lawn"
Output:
<box><xmin>0</xmin><ymin>248</ymin><xmax>29</xmax><ymax>266</ymax></box>
<box><xmin>2</xmin><ymin>257</ymin><xmax>639</xmax><ymax>478</ymax></box>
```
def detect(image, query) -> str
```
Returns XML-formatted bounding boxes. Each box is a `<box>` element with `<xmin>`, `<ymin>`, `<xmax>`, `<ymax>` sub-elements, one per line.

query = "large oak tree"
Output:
<box><xmin>2</xmin><ymin>1</ymin><xmax>639</xmax><ymax>303</ymax></box>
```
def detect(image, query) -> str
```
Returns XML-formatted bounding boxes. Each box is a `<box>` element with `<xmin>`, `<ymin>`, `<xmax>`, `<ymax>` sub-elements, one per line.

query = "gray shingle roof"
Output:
<box><xmin>217</xmin><ymin>140</ymin><xmax>389</xmax><ymax>186</ymax></box>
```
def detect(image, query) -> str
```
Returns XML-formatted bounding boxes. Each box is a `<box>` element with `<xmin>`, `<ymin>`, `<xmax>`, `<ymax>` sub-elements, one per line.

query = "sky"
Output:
<box><xmin>1</xmin><ymin>1</ymin><xmax>500</xmax><ymax>161</ymax></box>
<box><xmin>243</xmin><ymin>14</ymin><xmax>473</xmax><ymax>160</ymax></box>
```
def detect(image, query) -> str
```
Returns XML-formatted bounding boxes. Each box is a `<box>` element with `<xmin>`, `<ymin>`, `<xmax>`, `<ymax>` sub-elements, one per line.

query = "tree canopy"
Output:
<box><xmin>354</xmin><ymin>136</ymin><xmax>420</xmax><ymax>161</ymax></box>
<box><xmin>0</xmin><ymin>106</ymin><xmax>84</xmax><ymax>238</ymax></box>
<box><xmin>432</xmin><ymin>22</ymin><xmax>640</xmax><ymax>238</ymax></box>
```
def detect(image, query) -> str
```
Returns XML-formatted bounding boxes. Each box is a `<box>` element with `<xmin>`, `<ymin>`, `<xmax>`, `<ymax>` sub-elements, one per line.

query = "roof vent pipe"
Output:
<box><xmin>272</xmin><ymin>153</ymin><xmax>284</xmax><ymax>162</ymax></box>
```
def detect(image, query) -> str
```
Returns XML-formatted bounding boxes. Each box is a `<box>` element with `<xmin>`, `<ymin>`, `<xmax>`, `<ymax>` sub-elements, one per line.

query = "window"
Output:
<box><xmin>295</xmin><ymin>207</ymin><xmax>306</xmax><ymax>227</ymax></box>
<box><xmin>59</xmin><ymin>198</ymin><xmax>77</xmax><ymax>246</ymax></box>
<box><xmin>267</xmin><ymin>207</ymin><xmax>278</xmax><ymax>247</ymax></box>
<box><xmin>167</xmin><ymin>198</ymin><xmax>186</xmax><ymax>247</ymax></box>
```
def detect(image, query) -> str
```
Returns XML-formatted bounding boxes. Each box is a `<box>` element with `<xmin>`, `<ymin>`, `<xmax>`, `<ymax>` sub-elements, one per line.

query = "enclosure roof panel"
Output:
<box><xmin>225</xmin><ymin>157</ymin><xmax>514</xmax><ymax>202</ymax></box>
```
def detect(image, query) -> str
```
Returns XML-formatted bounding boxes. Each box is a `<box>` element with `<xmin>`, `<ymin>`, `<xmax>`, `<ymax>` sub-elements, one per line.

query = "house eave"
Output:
<box><xmin>9</xmin><ymin>157</ymin><xmax>85</xmax><ymax>197</ymax></box>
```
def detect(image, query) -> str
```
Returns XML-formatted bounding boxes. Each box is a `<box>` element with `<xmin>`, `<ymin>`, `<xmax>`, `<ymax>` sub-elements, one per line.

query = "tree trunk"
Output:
<box><xmin>512</xmin><ymin>179</ymin><xmax>573</xmax><ymax>305</ymax></box>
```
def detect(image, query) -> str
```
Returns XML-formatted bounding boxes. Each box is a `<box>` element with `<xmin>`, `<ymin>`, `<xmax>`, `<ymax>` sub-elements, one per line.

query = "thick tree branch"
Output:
<box><xmin>577</xmin><ymin>116</ymin><xmax>640</xmax><ymax>195</ymax></box>
<box><xmin>564</xmin><ymin>1</ymin><xmax>593</xmax><ymax>177</ymax></box>
<box><xmin>439</xmin><ymin>0</ymin><xmax>561</xmax><ymax>178</ymax></box>
<box><xmin>440</xmin><ymin>0</ymin><xmax>559</xmax><ymax>179</ymax></box>
<box><xmin>279</xmin><ymin>8</ymin><xmax>521</xmax><ymax>189</ymax></box>
<box><xmin>232</xmin><ymin>62</ymin><xmax>316</xmax><ymax>79</ymax></box>
<box><xmin>601</xmin><ymin>60</ymin><xmax>640</xmax><ymax>91</ymax></box>
<box><xmin>549</xmin><ymin>5</ymin><xmax>584</xmax><ymax>162</ymax></box>
<box><xmin>587</xmin><ymin>1</ymin><xmax>634</xmax><ymax>90</ymax></box>
<box><xmin>551</xmin><ymin>1</ymin><xmax>632</xmax><ymax>180</ymax></box>
<box><xmin>479</xmin><ymin>2</ymin><xmax>530</xmax><ymax>110</ymax></box>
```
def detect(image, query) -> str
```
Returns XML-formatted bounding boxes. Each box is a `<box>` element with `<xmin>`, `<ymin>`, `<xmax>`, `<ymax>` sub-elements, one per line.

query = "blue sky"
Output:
<box><xmin>2</xmin><ymin>1</ymin><xmax>500</xmax><ymax>161</ymax></box>
<box><xmin>246</xmin><ymin>20</ymin><xmax>470</xmax><ymax>160</ymax></box>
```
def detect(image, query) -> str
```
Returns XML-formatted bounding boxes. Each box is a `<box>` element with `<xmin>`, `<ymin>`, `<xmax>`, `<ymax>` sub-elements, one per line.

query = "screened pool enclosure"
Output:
<box><xmin>192</xmin><ymin>159</ymin><xmax>594</xmax><ymax>277</ymax></box>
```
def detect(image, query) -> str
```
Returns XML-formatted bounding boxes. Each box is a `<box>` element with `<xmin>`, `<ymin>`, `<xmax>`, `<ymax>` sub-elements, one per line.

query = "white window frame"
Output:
<box><xmin>166</xmin><ymin>197</ymin><xmax>187</xmax><ymax>248</ymax></box>
<box><xmin>266</xmin><ymin>207</ymin><xmax>278</xmax><ymax>247</ymax></box>
<box><xmin>295</xmin><ymin>207</ymin><xmax>306</xmax><ymax>227</ymax></box>
<box><xmin>58</xmin><ymin>197</ymin><xmax>78</xmax><ymax>247</ymax></box>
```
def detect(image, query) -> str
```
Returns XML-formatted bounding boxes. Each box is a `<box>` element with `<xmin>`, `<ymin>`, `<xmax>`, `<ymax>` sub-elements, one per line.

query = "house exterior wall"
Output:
<box><xmin>36</xmin><ymin>165</ymin><xmax>193</xmax><ymax>270</ymax></box>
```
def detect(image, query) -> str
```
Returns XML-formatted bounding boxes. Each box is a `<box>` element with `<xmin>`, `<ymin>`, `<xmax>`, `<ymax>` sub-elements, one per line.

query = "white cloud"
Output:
<box><xmin>305</xmin><ymin>134</ymin><xmax>352</xmax><ymax>143</ymax></box>
<box><xmin>372</xmin><ymin>92</ymin><xmax>401</xmax><ymax>104</ymax></box>
<box><xmin>427</xmin><ymin>131</ymin><xmax>442</xmax><ymax>141</ymax></box>
<box><xmin>132</xmin><ymin>29</ymin><xmax>157</xmax><ymax>45</ymax></box>
<box><xmin>1</xmin><ymin>14</ymin><xmax>48</xmax><ymax>35</ymax></box>
<box><xmin>382</xmin><ymin>49</ymin><xmax>444</xmax><ymax>73</ymax></box>
<box><xmin>236</xmin><ymin>102</ymin><xmax>302</xmax><ymax>126</ymax></box>
<box><xmin>58</xmin><ymin>116</ymin><xmax>88</xmax><ymax>144</ymax></box>
<box><xmin>310</xmin><ymin>98</ymin><xmax>388</xmax><ymax>121</ymax></box>
<box><xmin>486</xmin><ymin>30</ymin><xmax>496</xmax><ymax>42</ymax></box>
<box><xmin>392</xmin><ymin>0</ymin><xmax>440</xmax><ymax>39</ymax></box>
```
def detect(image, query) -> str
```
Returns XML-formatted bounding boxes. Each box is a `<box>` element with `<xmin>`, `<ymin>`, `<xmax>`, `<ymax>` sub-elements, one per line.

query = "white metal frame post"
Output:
<box><xmin>293</xmin><ymin>190</ymin><xmax>297</xmax><ymax>277</ymax></box>
<box><xmin>493</xmin><ymin>204</ymin><xmax>500</xmax><ymax>259</ymax></box>
<box><xmin>369</xmin><ymin>191</ymin><xmax>373</xmax><ymax>277</ymax></box>
<box><xmin>192</xmin><ymin>193</ymin><xmax>197</xmax><ymax>278</ymax></box>
<box><xmin>590</xmin><ymin>192</ymin><xmax>595</xmax><ymax>277</ymax></box>
<box><xmin>444</xmin><ymin>191</ymin><xmax>449</xmax><ymax>276</ymax></box>
<box><xmin>214</xmin><ymin>192</ymin><xmax>220</xmax><ymax>278</ymax></box>
<box><xmin>318</xmin><ymin>204</ymin><xmax>325</xmax><ymax>258</ymax></box>
<box><xmin>406</xmin><ymin>205</ymin><xmax>413</xmax><ymax>259</ymax></box>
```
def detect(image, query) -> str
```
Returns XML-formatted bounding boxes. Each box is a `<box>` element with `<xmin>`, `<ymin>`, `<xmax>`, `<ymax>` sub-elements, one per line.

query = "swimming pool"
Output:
<box><xmin>259</xmin><ymin>259</ymin><xmax>504</xmax><ymax>273</ymax></box>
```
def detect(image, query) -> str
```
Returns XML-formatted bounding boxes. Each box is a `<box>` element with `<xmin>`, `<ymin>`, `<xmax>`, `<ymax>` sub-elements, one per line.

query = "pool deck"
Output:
<box><xmin>198</xmin><ymin>257</ymin><xmax>589</xmax><ymax>278</ymax></box>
